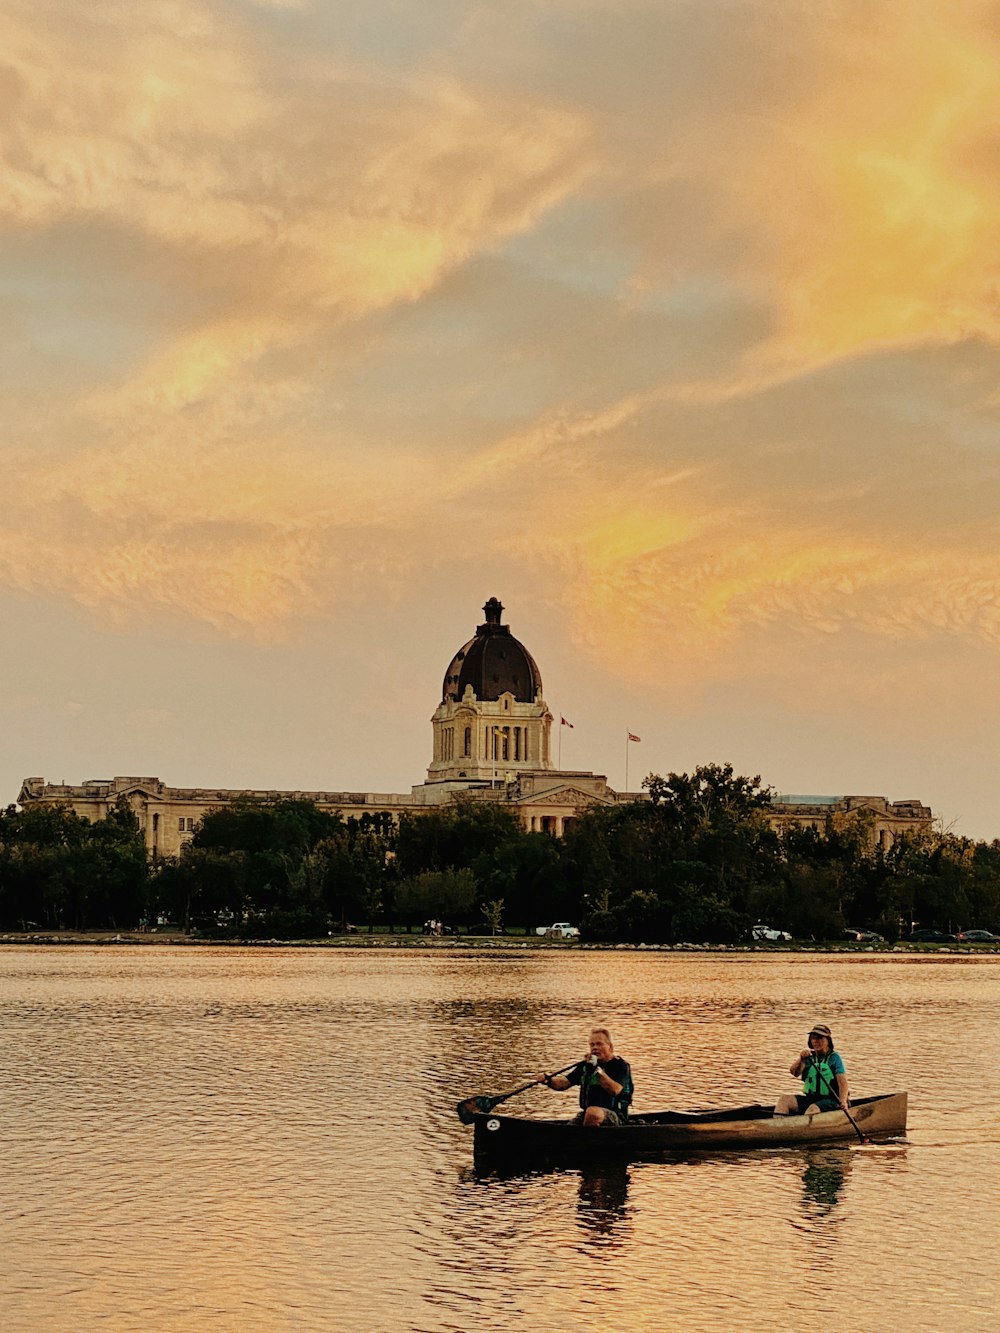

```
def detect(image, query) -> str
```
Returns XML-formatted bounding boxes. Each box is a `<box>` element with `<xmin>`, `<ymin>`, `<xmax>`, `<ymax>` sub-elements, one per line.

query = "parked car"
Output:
<box><xmin>751</xmin><ymin>923</ymin><xmax>792</xmax><ymax>942</ymax></box>
<box><xmin>906</xmin><ymin>929</ymin><xmax>957</xmax><ymax>943</ymax></box>
<box><xmin>541</xmin><ymin>922</ymin><xmax>580</xmax><ymax>939</ymax></box>
<box><xmin>843</xmin><ymin>929</ymin><xmax>885</xmax><ymax>942</ymax></box>
<box><xmin>957</xmin><ymin>929</ymin><xmax>1000</xmax><ymax>943</ymax></box>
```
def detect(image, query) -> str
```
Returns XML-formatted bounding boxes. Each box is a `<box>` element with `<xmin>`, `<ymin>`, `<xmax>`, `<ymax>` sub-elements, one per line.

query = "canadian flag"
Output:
<box><xmin>560</xmin><ymin>716</ymin><xmax>574</xmax><ymax>728</ymax></box>
<box><xmin>627</xmin><ymin>732</ymin><xmax>641</xmax><ymax>743</ymax></box>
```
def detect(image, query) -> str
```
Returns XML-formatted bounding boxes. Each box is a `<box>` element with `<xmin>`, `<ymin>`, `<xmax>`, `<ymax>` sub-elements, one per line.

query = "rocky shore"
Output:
<box><xmin>1</xmin><ymin>931</ymin><xmax>997</xmax><ymax>953</ymax></box>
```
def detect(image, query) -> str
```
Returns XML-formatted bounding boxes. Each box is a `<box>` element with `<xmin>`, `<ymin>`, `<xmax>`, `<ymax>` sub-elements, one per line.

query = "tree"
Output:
<box><xmin>318</xmin><ymin>825</ymin><xmax>390</xmax><ymax>933</ymax></box>
<box><xmin>567</xmin><ymin>765</ymin><xmax>781</xmax><ymax>942</ymax></box>
<box><xmin>190</xmin><ymin>799</ymin><xmax>348</xmax><ymax>931</ymax></box>
<box><xmin>194</xmin><ymin>798</ymin><xmax>345</xmax><ymax>857</ymax></box>
<box><xmin>394</xmin><ymin>869</ymin><xmax>477</xmax><ymax>930</ymax></box>
<box><xmin>0</xmin><ymin>797</ymin><xmax>148</xmax><ymax>930</ymax></box>
<box><xmin>394</xmin><ymin>798</ymin><xmax>523</xmax><ymax>879</ymax></box>
<box><xmin>472</xmin><ymin>832</ymin><xmax>566</xmax><ymax>933</ymax></box>
<box><xmin>772</xmin><ymin>809</ymin><xmax>881</xmax><ymax>938</ymax></box>
<box><xmin>480</xmin><ymin>897</ymin><xmax>505</xmax><ymax>936</ymax></box>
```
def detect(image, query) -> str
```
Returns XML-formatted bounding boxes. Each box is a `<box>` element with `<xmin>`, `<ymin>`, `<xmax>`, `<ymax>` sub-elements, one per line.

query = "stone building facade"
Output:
<box><xmin>770</xmin><ymin>794</ymin><xmax>933</xmax><ymax>850</ymax></box>
<box><xmin>17</xmin><ymin>598</ymin><xmax>934</xmax><ymax>855</ymax></box>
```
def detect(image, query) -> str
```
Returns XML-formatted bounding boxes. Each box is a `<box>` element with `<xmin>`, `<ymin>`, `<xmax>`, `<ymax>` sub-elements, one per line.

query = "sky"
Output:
<box><xmin>3</xmin><ymin>0</ymin><xmax>1000</xmax><ymax>838</ymax></box>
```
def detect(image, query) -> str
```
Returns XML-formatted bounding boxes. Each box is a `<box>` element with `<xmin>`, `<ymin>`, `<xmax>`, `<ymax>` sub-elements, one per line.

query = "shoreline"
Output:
<box><xmin>1</xmin><ymin>931</ymin><xmax>997</xmax><ymax>954</ymax></box>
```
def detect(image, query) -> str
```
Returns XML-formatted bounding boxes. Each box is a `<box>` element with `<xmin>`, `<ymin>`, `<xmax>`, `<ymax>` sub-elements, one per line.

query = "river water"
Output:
<box><xmin>1</xmin><ymin>945</ymin><xmax>997</xmax><ymax>1331</ymax></box>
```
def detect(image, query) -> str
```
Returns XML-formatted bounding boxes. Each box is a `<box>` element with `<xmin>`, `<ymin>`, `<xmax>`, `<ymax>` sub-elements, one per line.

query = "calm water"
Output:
<box><xmin>1</xmin><ymin>945</ymin><xmax>998</xmax><ymax>1332</ymax></box>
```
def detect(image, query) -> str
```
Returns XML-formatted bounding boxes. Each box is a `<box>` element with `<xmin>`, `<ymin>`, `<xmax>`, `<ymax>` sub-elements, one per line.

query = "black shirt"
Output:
<box><xmin>566</xmin><ymin>1056</ymin><xmax>633</xmax><ymax>1115</ymax></box>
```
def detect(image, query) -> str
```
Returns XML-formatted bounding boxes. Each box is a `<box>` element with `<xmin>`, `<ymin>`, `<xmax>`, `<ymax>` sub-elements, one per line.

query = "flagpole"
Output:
<box><xmin>625</xmin><ymin>731</ymin><xmax>629</xmax><ymax>794</ymax></box>
<box><xmin>558</xmin><ymin>721</ymin><xmax>562</xmax><ymax>770</ymax></box>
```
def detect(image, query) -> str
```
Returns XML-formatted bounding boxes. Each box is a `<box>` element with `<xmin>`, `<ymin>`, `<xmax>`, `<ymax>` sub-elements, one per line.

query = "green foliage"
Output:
<box><xmin>573</xmin><ymin>764</ymin><xmax>780</xmax><ymax>942</ymax></box>
<box><xmin>194</xmin><ymin>798</ymin><xmax>345</xmax><ymax>856</ymax></box>
<box><xmin>480</xmin><ymin>897</ymin><xmax>505</xmax><ymax>936</ymax></box>
<box><xmin>395</xmin><ymin>798</ymin><xmax>522</xmax><ymax>878</ymax></box>
<box><xmin>6</xmin><ymin>769</ymin><xmax>1000</xmax><ymax>943</ymax></box>
<box><xmin>394</xmin><ymin>869</ymin><xmax>477</xmax><ymax>928</ymax></box>
<box><xmin>0</xmin><ymin>796</ymin><xmax>149</xmax><ymax>930</ymax></box>
<box><xmin>472</xmin><ymin>832</ymin><xmax>566</xmax><ymax>933</ymax></box>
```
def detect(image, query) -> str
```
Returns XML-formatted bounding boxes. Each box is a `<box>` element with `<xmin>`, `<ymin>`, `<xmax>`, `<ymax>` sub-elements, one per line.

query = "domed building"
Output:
<box><xmin>16</xmin><ymin>597</ymin><xmax>933</xmax><ymax>855</ymax></box>
<box><xmin>428</xmin><ymin>596</ymin><xmax>552</xmax><ymax>783</ymax></box>
<box><xmin>415</xmin><ymin>596</ymin><xmax>616</xmax><ymax>832</ymax></box>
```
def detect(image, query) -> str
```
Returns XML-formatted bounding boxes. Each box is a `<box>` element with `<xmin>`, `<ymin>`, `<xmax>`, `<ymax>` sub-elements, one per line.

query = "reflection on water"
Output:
<box><xmin>467</xmin><ymin>1159</ymin><xmax>632</xmax><ymax>1248</ymax></box>
<box><xmin>2</xmin><ymin>946</ymin><xmax>1000</xmax><ymax>1332</ymax></box>
<box><xmin>800</xmin><ymin>1147</ymin><xmax>852</xmax><ymax>1217</ymax></box>
<box><xmin>576</xmin><ymin>1162</ymin><xmax>631</xmax><ymax>1245</ymax></box>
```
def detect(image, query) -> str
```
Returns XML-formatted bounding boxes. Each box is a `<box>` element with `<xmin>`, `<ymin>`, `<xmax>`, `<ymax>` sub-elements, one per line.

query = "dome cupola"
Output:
<box><xmin>428</xmin><ymin>597</ymin><xmax>552</xmax><ymax>784</ymax></box>
<box><xmin>441</xmin><ymin>597</ymin><xmax>543</xmax><ymax>704</ymax></box>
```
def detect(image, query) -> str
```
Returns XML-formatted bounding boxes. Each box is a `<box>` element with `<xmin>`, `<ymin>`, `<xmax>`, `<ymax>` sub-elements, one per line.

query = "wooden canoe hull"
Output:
<box><xmin>472</xmin><ymin>1092</ymin><xmax>907</xmax><ymax>1161</ymax></box>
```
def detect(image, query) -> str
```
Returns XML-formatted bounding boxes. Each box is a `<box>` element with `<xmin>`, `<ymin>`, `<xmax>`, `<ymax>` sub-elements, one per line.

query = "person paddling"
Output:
<box><xmin>537</xmin><ymin>1027</ymin><xmax>633</xmax><ymax>1126</ymax></box>
<box><xmin>775</xmin><ymin>1023</ymin><xmax>849</xmax><ymax>1117</ymax></box>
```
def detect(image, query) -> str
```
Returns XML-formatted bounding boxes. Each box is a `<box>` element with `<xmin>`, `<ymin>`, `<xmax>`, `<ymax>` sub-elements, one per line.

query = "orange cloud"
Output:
<box><xmin>2</xmin><ymin>0</ymin><xmax>591</xmax><ymax>425</ymax></box>
<box><xmin>533</xmin><ymin>495</ymin><xmax>1000</xmax><ymax>688</ymax></box>
<box><xmin>648</xmin><ymin>2</ymin><xmax>1000</xmax><ymax>390</ymax></box>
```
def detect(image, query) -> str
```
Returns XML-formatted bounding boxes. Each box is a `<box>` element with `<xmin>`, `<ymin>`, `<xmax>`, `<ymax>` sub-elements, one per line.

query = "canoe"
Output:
<box><xmin>472</xmin><ymin>1091</ymin><xmax>907</xmax><ymax>1161</ymax></box>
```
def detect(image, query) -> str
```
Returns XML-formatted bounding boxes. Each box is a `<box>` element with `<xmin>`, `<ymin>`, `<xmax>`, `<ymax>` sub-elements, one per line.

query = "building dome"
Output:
<box><xmin>441</xmin><ymin>597</ymin><xmax>543</xmax><ymax>703</ymax></box>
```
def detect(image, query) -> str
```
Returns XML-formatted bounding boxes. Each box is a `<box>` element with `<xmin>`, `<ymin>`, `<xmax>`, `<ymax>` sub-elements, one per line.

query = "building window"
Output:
<box><xmin>463</xmin><ymin>727</ymin><xmax>471</xmax><ymax>757</ymax></box>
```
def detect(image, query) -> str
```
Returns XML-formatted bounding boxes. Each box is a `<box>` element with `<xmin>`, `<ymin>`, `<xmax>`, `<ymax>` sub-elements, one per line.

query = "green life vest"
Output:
<box><xmin>803</xmin><ymin>1053</ymin><xmax>837</xmax><ymax>1099</ymax></box>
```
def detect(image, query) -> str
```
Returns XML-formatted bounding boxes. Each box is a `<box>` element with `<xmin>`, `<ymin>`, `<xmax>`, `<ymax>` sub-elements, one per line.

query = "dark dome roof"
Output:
<box><xmin>442</xmin><ymin>598</ymin><xmax>543</xmax><ymax>703</ymax></box>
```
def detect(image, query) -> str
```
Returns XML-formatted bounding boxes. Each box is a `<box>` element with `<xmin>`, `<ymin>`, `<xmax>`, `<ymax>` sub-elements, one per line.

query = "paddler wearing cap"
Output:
<box><xmin>774</xmin><ymin>1023</ymin><xmax>849</xmax><ymax>1116</ymax></box>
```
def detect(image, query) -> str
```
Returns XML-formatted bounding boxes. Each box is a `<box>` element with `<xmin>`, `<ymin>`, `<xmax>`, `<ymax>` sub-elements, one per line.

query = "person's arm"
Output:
<box><xmin>830</xmin><ymin>1054</ymin><xmax>849</xmax><ymax>1107</ymax></box>
<box><xmin>537</xmin><ymin>1072</ymin><xmax>572</xmax><ymax>1091</ymax></box>
<box><xmin>790</xmin><ymin>1049</ymin><xmax>810</xmax><ymax>1077</ymax></box>
<box><xmin>592</xmin><ymin>1063</ymin><xmax>623</xmax><ymax>1097</ymax></box>
<box><xmin>835</xmin><ymin>1072</ymin><xmax>849</xmax><ymax>1108</ymax></box>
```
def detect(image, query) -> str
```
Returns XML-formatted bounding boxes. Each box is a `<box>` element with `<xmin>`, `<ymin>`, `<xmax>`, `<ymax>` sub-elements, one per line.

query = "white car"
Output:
<box><xmin>541</xmin><ymin>922</ymin><xmax>580</xmax><ymax>939</ymax></box>
<box><xmin>751</xmin><ymin>923</ymin><xmax>792</xmax><ymax>942</ymax></box>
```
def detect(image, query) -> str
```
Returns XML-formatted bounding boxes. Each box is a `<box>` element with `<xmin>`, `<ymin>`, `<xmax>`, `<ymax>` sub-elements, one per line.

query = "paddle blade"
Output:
<box><xmin>455</xmin><ymin>1095</ymin><xmax>493</xmax><ymax>1124</ymax></box>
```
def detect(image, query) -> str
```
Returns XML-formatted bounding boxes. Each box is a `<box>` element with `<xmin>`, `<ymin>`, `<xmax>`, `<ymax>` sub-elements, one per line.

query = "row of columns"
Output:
<box><xmin>525</xmin><ymin>813</ymin><xmax>567</xmax><ymax>836</ymax></box>
<box><xmin>435</xmin><ymin>720</ymin><xmax>551</xmax><ymax>765</ymax></box>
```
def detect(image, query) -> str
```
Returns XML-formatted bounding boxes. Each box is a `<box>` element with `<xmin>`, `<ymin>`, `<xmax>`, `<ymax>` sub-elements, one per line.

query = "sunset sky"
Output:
<box><xmin>3</xmin><ymin>1</ymin><xmax>1000</xmax><ymax>837</ymax></box>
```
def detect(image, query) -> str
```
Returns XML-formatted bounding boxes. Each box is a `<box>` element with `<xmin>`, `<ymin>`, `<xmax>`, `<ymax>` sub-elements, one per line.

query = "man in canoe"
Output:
<box><xmin>537</xmin><ymin>1027</ymin><xmax>633</xmax><ymax>1125</ymax></box>
<box><xmin>775</xmin><ymin>1023</ymin><xmax>850</xmax><ymax>1116</ymax></box>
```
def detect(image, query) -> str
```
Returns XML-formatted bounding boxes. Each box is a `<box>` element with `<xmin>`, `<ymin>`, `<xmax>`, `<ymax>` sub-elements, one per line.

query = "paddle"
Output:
<box><xmin>842</xmin><ymin>1102</ymin><xmax>871</xmax><ymax>1145</ymax></box>
<box><xmin>455</xmin><ymin>1060</ymin><xmax>579</xmax><ymax>1124</ymax></box>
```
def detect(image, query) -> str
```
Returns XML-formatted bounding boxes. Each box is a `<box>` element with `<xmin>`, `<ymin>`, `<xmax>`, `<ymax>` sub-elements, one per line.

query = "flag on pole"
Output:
<box><xmin>628</xmin><ymin>732</ymin><xmax>641</xmax><ymax>742</ymax></box>
<box><xmin>560</xmin><ymin>717</ymin><xmax>574</xmax><ymax>728</ymax></box>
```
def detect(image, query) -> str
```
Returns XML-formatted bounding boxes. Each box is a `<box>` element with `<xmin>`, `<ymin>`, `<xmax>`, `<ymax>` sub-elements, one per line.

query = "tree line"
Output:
<box><xmin>2</xmin><ymin>765</ymin><xmax>1000</xmax><ymax>941</ymax></box>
